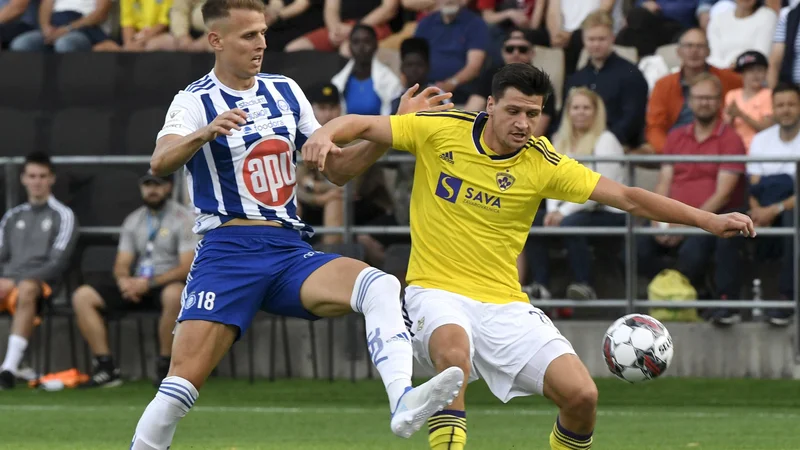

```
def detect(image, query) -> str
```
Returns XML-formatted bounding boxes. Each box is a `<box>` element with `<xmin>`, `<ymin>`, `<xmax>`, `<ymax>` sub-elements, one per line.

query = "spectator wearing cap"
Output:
<box><xmin>414</xmin><ymin>0</ymin><xmax>489</xmax><ymax>104</ymax></box>
<box><xmin>72</xmin><ymin>170</ymin><xmax>197</xmax><ymax>388</ymax></box>
<box><xmin>707</xmin><ymin>0</ymin><xmax>777</xmax><ymax>69</ymax></box>
<box><xmin>563</xmin><ymin>11</ymin><xmax>649</xmax><ymax>150</ymax></box>
<box><xmin>746</xmin><ymin>82</ymin><xmax>800</xmax><ymax>326</ymax></box>
<box><xmin>768</xmin><ymin>0</ymin><xmax>800</xmax><ymax>87</ymax></box>
<box><xmin>9</xmin><ymin>0</ymin><xmax>111</xmax><ymax>52</ymax></box>
<box><xmin>285</xmin><ymin>0</ymin><xmax>399</xmax><ymax>58</ymax></box>
<box><xmin>644</xmin><ymin>28</ymin><xmax>742</xmax><ymax>153</ymax></box>
<box><xmin>0</xmin><ymin>0</ymin><xmax>38</xmax><ymax>49</ymax></box>
<box><xmin>463</xmin><ymin>28</ymin><xmax>555</xmax><ymax>138</ymax></box>
<box><xmin>390</xmin><ymin>37</ymin><xmax>448</xmax><ymax>113</ymax></box>
<box><xmin>723</xmin><ymin>50</ymin><xmax>774</xmax><ymax>151</ymax></box>
<box><xmin>331</xmin><ymin>24</ymin><xmax>403</xmax><ymax>115</ymax></box>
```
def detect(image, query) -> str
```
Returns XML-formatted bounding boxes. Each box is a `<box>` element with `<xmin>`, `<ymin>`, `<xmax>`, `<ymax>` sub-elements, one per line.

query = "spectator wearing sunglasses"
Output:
<box><xmin>463</xmin><ymin>28</ymin><xmax>555</xmax><ymax>138</ymax></box>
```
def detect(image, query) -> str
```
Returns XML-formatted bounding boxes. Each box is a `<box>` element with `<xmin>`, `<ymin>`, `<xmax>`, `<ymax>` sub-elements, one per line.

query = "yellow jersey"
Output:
<box><xmin>121</xmin><ymin>0</ymin><xmax>172</xmax><ymax>31</ymax></box>
<box><xmin>389</xmin><ymin>110</ymin><xmax>601</xmax><ymax>305</ymax></box>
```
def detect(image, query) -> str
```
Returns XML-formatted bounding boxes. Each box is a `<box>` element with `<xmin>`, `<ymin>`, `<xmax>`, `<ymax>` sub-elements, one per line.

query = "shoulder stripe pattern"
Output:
<box><xmin>47</xmin><ymin>196</ymin><xmax>75</xmax><ymax>251</ymax></box>
<box><xmin>533</xmin><ymin>140</ymin><xmax>561</xmax><ymax>166</ymax></box>
<box><xmin>415</xmin><ymin>110</ymin><xmax>477</xmax><ymax>123</ymax></box>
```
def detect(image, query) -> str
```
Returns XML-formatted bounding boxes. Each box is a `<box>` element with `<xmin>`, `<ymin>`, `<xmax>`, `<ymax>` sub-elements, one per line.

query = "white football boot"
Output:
<box><xmin>390</xmin><ymin>366</ymin><xmax>464</xmax><ymax>438</ymax></box>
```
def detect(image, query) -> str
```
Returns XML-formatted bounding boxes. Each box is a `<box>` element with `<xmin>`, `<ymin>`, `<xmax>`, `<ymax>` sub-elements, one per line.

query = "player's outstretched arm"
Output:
<box><xmin>590</xmin><ymin>176</ymin><xmax>756</xmax><ymax>239</ymax></box>
<box><xmin>151</xmin><ymin>109</ymin><xmax>248</xmax><ymax>176</ymax></box>
<box><xmin>303</xmin><ymin>85</ymin><xmax>451</xmax><ymax>185</ymax></box>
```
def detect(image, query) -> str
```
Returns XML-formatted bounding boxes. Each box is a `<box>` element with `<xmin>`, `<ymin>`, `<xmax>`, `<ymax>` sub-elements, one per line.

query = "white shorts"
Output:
<box><xmin>403</xmin><ymin>286</ymin><xmax>576</xmax><ymax>403</ymax></box>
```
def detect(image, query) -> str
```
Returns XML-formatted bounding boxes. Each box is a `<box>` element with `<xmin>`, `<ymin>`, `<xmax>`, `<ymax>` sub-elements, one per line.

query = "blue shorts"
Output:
<box><xmin>177</xmin><ymin>225</ymin><xmax>341</xmax><ymax>338</ymax></box>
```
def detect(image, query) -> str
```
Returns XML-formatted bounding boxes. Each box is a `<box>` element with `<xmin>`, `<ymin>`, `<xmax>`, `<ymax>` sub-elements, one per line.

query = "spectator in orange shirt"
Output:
<box><xmin>723</xmin><ymin>50</ymin><xmax>775</xmax><ymax>152</ymax></box>
<box><xmin>643</xmin><ymin>28</ymin><xmax>742</xmax><ymax>153</ymax></box>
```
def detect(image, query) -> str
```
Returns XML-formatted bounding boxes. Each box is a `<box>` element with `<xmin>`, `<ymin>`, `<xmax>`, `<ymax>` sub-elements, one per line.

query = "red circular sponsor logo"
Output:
<box><xmin>242</xmin><ymin>137</ymin><xmax>296</xmax><ymax>207</ymax></box>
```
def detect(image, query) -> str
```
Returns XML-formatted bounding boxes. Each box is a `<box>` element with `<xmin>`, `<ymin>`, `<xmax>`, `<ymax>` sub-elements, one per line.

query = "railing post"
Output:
<box><xmin>5</xmin><ymin>162</ymin><xmax>16</xmax><ymax>211</ymax></box>
<box><xmin>794</xmin><ymin>162</ymin><xmax>799</xmax><ymax>364</ymax></box>
<box><xmin>624</xmin><ymin>161</ymin><xmax>636</xmax><ymax>314</ymax></box>
<box><xmin>342</xmin><ymin>182</ymin><xmax>353</xmax><ymax>245</ymax></box>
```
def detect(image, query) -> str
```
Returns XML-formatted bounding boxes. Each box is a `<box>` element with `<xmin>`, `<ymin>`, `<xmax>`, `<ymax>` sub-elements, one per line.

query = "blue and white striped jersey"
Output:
<box><xmin>157</xmin><ymin>70</ymin><xmax>320</xmax><ymax>235</ymax></box>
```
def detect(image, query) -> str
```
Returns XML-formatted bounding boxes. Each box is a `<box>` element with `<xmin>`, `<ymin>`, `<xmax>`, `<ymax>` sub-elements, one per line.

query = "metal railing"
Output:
<box><xmin>4</xmin><ymin>153</ymin><xmax>799</xmax><ymax>362</ymax></box>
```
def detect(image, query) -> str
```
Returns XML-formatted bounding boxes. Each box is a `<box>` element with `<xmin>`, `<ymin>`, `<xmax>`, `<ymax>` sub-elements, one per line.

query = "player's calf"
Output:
<box><xmin>130</xmin><ymin>320</ymin><xmax>237</xmax><ymax>449</ymax></box>
<box><xmin>542</xmin><ymin>353</ymin><xmax>598</xmax><ymax>450</ymax></box>
<box><xmin>427</xmin><ymin>324</ymin><xmax>472</xmax><ymax>450</ymax></box>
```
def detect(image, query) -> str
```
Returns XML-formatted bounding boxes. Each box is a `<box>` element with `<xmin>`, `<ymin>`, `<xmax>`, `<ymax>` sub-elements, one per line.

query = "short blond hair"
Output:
<box><xmin>581</xmin><ymin>10</ymin><xmax>614</xmax><ymax>32</ymax></box>
<box><xmin>202</xmin><ymin>0</ymin><xmax>266</xmax><ymax>25</ymax></box>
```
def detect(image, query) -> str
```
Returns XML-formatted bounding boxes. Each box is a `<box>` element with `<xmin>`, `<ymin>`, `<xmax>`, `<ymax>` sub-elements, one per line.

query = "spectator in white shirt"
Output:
<box><xmin>708</xmin><ymin>0</ymin><xmax>777</xmax><ymax>69</ymax></box>
<box><xmin>522</xmin><ymin>87</ymin><xmax>627</xmax><ymax>303</ymax></box>
<box><xmin>746</xmin><ymin>82</ymin><xmax>800</xmax><ymax>326</ymax></box>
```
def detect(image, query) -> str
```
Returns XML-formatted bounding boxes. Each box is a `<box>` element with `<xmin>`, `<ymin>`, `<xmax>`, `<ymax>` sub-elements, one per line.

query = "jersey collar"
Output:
<box><xmin>471</xmin><ymin>112</ymin><xmax>525</xmax><ymax>161</ymax></box>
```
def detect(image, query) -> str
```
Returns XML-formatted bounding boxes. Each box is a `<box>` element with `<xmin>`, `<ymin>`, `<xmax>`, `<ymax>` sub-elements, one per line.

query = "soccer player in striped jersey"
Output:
<box><xmin>301</xmin><ymin>63</ymin><xmax>756</xmax><ymax>450</ymax></box>
<box><xmin>128</xmin><ymin>0</ymin><xmax>463</xmax><ymax>448</ymax></box>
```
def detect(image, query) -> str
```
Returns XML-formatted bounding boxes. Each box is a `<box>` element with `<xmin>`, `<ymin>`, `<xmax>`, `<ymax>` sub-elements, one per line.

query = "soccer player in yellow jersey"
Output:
<box><xmin>302</xmin><ymin>64</ymin><xmax>756</xmax><ymax>450</ymax></box>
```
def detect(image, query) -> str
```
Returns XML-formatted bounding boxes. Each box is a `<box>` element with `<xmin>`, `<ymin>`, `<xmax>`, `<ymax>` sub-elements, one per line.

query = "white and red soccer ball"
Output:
<box><xmin>602</xmin><ymin>314</ymin><xmax>674</xmax><ymax>383</ymax></box>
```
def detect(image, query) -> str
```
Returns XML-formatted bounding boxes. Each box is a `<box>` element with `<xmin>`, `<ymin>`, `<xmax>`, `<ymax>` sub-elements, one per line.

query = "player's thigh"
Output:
<box><xmin>299</xmin><ymin>256</ymin><xmax>369</xmax><ymax>317</ymax></box>
<box><xmin>473</xmin><ymin>302</ymin><xmax>576</xmax><ymax>402</ymax></box>
<box><xmin>169</xmin><ymin>319</ymin><xmax>238</xmax><ymax>389</ymax></box>
<box><xmin>403</xmin><ymin>286</ymin><xmax>477</xmax><ymax>380</ymax></box>
<box><xmin>178</xmin><ymin>233</ymin><xmax>271</xmax><ymax>340</ymax></box>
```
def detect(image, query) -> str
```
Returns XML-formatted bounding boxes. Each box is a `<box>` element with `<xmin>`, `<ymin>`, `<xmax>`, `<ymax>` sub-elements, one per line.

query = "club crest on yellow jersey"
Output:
<box><xmin>496</xmin><ymin>171</ymin><xmax>516</xmax><ymax>191</ymax></box>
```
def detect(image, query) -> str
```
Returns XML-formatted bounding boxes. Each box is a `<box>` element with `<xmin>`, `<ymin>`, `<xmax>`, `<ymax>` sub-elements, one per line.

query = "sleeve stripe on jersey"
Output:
<box><xmin>47</xmin><ymin>197</ymin><xmax>75</xmax><ymax>251</ymax></box>
<box><xmin>533</xmin><ymin>140</ymin><xmax>561</xmax><ymax>166</ymax></box>
<box><xmin>413</xmin><ymin>112</ymin><xmax>475</xmax><ymax>123</ymax></box>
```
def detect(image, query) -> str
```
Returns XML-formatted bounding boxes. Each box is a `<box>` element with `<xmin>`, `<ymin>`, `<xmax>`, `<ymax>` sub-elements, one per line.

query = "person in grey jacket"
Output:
<box><xmin>0</xmin><ymin>152</ymin><xmax>78</xmax><ymax>389</ymax></box>
<box><xmin>72</xmin><ymin>170</ymin><xmax>196</xmax><ymax>388</ymax></box>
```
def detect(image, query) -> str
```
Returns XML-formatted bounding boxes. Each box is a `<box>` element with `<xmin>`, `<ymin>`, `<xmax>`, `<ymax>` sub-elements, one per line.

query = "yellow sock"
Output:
<box><xmin>550</xmin><ymin>417</ymin><xmax>592</xmax><ymax>450</ymax></box>
<box><xmin>428</xmin><ymin>409</ymin><xmax>467</xmax><ymax>450</ymax></box>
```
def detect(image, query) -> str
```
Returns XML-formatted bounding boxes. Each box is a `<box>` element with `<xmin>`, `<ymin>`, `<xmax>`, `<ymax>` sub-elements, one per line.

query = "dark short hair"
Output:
<box><xmin>202</xmin><ymin>0</ymin><xmax>265</xmax><ymax>25</ymax></box>
<box><xmin>350</xmin><ymin>23</ymin><xmax>377</xmax><ymax>42</ymax></box>
<box><xmin>400</xmin><ymin>37</ymin><xmax>429</xmax><ymax>62</ymax></box>
<box><xmin>773</xmin><ymin>82</ymin><xmax>800</xmax><ymax>99</ymax></box>
<box><xmin>491</xmin><ymin>63</ymin><xmax>553</xmax><ymax>103</ymax></box>
<box><xmin>23</xmin><ymin>151</ymin><xmax>53</xmax><ymax>173</ymax></box>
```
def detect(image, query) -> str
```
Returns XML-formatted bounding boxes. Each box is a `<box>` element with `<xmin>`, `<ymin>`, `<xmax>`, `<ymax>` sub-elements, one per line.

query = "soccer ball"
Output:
<box><xmin>602</xmin><ymin>314</ymin><xmax>674</xmax><ymax>383</ymax></box>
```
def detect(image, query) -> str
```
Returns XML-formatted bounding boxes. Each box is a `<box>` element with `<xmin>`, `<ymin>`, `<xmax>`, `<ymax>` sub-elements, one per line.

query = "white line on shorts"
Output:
<box><xmin>0</xmin><ymin>404</ymin><xmax>797</xmax><ymax>420</ymax></box>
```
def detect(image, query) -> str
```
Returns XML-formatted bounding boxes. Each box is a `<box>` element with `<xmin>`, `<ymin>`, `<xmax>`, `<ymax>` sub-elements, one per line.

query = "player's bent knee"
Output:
<box><xmin>543</xmin><ymin>353</ymin><xmax>597</xmax><ymax>413</ymax></box>
<box><xmin>160</xmin><ymin>283</ymin><xmax>184</xmax><ymax>310</ymax></box>
<box><xmin>431</xmin><ymin>346</ymin><xmax>471</xmax><ymax>375</ymax></box>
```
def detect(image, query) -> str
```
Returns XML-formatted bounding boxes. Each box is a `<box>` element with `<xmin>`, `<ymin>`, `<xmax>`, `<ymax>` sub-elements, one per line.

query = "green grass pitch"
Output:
<box><xmin>1</xmin><ymin>377</ymin><xmax>799</xmax><ymax>449</ymax></box>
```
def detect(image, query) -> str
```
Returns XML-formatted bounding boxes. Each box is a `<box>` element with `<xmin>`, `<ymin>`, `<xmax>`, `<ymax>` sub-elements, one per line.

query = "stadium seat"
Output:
<box><xmin>263</xmin><ymin>50</ymin><xmax>347</xmax><ymax>91</ymax></box>
<box><xmin>121</xmin><ymin>52</ymin><xmax>193</xmax><ymax>107</ymax></box>
<box><xmin>0</xmin><ymin>53</ymin><xmax>45</xmax><ymax>110</ymax></box>
<box><xmin>124</xmin><ymin>107</ymin><xmax>168</xmax><ymax>155</ymax></box>
<box><xmin>376</xmin><ymin>48</ymin><xmax>401</xmax><ymax>78</ymax></box>
<box><xmin>532</xmin><ymin>46</ymin><xmax>565</xmax><ymax>111</ymax></box>
<box><xmin>0</xmin><ymin>109</ymin><xmax>40</xmax><ymax>157</ymax></box>
<box><xmin>55</xmin><ymin>53</ymin><xmax>118</xmax><ymax>108</ymax></box>
<box><xmin>48</xmin><ymin>108</ymin><xmax>113</xmax><ymax>155</ymax></box>
<box><xmin>69</xmin><ymin>168</ymin><xmax>143</xmax><ymax>227</ymax></box>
